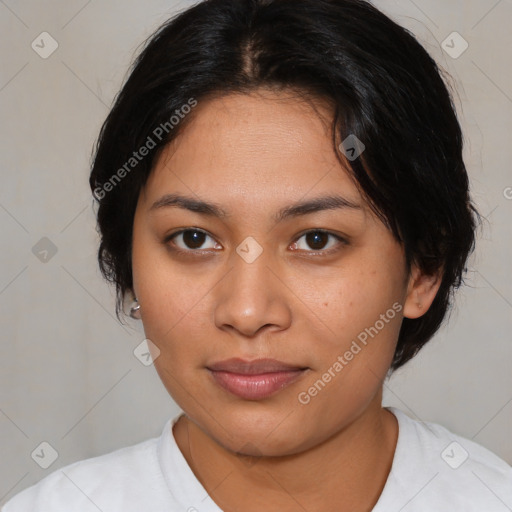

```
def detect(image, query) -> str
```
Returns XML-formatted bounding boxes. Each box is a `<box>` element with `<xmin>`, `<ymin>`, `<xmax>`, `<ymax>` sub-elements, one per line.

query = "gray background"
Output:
<box><xmin>1</xmin><ymin>0</ymin><xmax>511</xmax><ymax>504</ymax></box>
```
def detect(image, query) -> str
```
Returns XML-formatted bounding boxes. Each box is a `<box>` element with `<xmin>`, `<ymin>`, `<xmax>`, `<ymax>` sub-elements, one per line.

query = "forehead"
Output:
<box><xmin>141</xmin><ymin>89</ymin><xmax>364</xmax><ymax>212</ymax></box>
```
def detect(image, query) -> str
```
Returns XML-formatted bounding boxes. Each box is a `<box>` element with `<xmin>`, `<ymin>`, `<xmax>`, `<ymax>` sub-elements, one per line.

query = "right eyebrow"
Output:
<box><xmin>149</xmin><ymin>193</ymin><xmax>230</xmax><ymax>218</ymax></box>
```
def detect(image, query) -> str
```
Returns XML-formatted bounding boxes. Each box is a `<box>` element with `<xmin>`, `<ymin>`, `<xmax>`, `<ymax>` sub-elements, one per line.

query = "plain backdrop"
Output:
<box><xmin>1</xmin><ymin>0</ymin><xmax>511</xmax><ymax>504</ymax></box>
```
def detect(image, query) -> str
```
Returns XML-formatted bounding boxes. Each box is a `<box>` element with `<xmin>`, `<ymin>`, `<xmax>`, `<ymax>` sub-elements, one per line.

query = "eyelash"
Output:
<box><xmin>163</xmin><ymin>228</ymin><xmax>348</xmax><ymax>257</ymax></box>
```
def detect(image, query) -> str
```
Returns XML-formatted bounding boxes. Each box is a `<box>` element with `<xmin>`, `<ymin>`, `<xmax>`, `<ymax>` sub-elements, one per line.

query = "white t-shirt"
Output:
<box><xmin>2</xmin><ymin>407</ymin><xmax>511</xmax><ymax>511</ymax></box>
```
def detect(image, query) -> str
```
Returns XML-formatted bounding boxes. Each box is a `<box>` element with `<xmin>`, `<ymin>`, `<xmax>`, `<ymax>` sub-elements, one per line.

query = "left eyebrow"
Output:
<box><xmin>149</xmin><ymin>193</ymin><xmax>362</xmax><ymax>222</ymax></box>
<box><xmin>273</xmin><ymin>195</ymin><xmax>362</xmax><ymax>223</ymax></box>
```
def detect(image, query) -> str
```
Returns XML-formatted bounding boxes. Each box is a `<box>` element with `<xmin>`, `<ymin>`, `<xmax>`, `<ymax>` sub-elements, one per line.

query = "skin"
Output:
<box><xmin>131</xmin><ymin>88</ymin><xmax>441</xmax><ymax>512</ymax></box>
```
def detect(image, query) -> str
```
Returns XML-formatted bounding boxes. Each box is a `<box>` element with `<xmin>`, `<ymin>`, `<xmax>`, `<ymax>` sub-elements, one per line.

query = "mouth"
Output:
<box><xmin>206</xmin><ymin>358</ymin><xmax>309</xmax><ymax>400</ymax></box>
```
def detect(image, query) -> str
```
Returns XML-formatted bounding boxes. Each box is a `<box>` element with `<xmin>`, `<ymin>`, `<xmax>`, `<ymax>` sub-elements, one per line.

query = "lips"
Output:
<box><xmin>207</xmin><ymin>357</ymin><xmax>306</xmax><ymax>374</ymax></box>
<box><xmin>206</xmin><ymin>358</ymin><xmax>308</xmax><ymax>400</ymax></box>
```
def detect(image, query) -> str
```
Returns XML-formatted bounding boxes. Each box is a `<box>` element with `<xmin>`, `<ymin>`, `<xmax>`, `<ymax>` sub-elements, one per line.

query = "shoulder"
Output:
<box><xmin>381</xmin><ymin>407</ymin><xmax>512</xmax><ymax>511</ymax></box>
<box><xmin>2</xmin><ymin>430</ymin><xmax>168</xmax><ymax>512</ymax></box>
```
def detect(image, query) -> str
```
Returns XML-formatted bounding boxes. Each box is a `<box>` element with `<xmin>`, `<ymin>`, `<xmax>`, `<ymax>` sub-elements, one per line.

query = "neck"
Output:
<box><xmin>173</xmin><ymin>390</ymin><xmax>398</xmax><ymax>512</ymax></box>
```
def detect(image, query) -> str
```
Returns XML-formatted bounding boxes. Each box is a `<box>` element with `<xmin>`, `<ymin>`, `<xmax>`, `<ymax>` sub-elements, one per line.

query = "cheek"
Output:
<box><xmin>132</xmin><ymin>242</ymin><xmax>218</xmax><ymax>382</ymax></box>
<box><xmin>294</xmin><ymin>261</ymin><xmax>406</xmax><ymax>417</ymax></box>
<box><xmin>132</xmin><ymin>218</ymin><xmax>191</xmax><ymax>316</ymax></box>
<box><xmin>131</xmin><ymin>222</ymin><xmax>189</xmax><ymax>349</ymax></box>
<box><xmin>297</xmin><ymin>270</ymin><xmax>404</xmax><ymax>411</ymax></box>
<box><xmin>301</xmin><ymin>261</ymin><xmax>404</xmax><ymax>353</ymax></box>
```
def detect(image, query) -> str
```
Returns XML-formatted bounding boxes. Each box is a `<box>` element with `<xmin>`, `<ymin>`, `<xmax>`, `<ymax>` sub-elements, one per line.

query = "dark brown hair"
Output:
<box><xmin>89</xmin><ymin>0</ymin><xmax>479</xmax><ymax>371</ymax></box>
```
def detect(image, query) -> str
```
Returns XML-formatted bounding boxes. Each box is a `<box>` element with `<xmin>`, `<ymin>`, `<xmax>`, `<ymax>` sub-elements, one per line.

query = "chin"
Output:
<box><xmin>197</xmin><ymin>406</ymin><xmax>320</xmax><ymax>457</ymax></box>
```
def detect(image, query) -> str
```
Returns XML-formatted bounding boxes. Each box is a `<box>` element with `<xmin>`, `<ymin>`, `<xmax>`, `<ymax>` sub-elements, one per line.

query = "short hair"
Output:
<box><xmin>89</xmin><ymin>0</ymin><xmax>479</xmax><ymax>371</ymax></box>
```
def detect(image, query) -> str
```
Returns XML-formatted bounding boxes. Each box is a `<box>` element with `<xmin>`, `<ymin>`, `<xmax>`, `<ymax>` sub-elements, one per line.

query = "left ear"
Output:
<box><xmin>403</xmin><ymin>263</ymin><xmax>443</xmax><ymax>319</ymax></box>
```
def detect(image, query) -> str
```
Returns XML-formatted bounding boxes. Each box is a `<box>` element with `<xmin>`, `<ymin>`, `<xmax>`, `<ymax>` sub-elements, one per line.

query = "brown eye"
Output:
<box><xmin>305</xmin><ymin>231</ymin><xmax>329</xmax><ymax>250</ymax></box>
<box><xmin>167</xmin><ymin>229</ymin><xmax>220</xmax><ymax>251</ymax></box>
<box><xmin>292</xmin><ymin>230</ymin><xmax>347</xmax><ymax>253</ymax></box>
<box><xmin>181</xmin><ymin>230</ymin><xmax>207</xmax><ymax>249</ymax></box>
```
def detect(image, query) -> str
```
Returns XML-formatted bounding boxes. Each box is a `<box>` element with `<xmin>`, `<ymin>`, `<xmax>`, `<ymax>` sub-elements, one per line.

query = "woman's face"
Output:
<box><xmin>132</xmin><ymin>89</ymin><xmax>421</xmax><ymax>456</ymax></box>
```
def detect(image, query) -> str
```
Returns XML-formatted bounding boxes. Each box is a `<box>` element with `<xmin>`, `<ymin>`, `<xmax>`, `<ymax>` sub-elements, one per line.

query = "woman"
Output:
<box><xmin>4</xmin><ymin>0</ymin><xmax>511</xmax><ymax>510</ymax></box>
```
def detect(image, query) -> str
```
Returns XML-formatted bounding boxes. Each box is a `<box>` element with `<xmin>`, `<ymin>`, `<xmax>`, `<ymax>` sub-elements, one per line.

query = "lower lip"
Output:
<box><xmin>208</xmin><ymin>369</ymin><xmax>306</xmax><ymax>400</ymax></box>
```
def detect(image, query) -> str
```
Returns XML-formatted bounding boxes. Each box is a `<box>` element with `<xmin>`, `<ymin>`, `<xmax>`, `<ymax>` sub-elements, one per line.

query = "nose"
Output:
<box><xmin>213</xmin><ymin>245</ymin><xmax>292</xmax><ymax>338</ymax></box>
